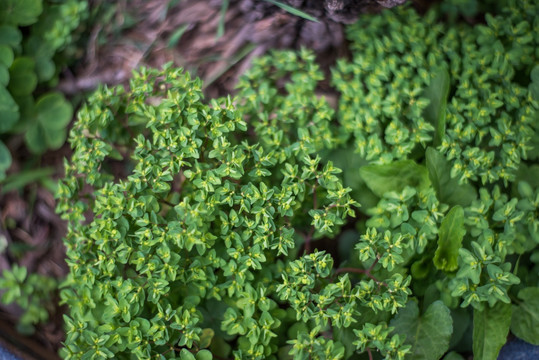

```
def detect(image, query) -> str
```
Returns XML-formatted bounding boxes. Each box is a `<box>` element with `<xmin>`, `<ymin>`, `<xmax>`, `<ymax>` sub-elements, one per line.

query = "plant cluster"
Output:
<box><xmin>0</xmin><ymin>0</ymin><xmax>87</xmax><ymax>180</ymax></box>
<box><xmin>58</xmin><ymin>1</ymin><xmax>538</xmax><ymax>360</ymax></box>
<box><xmin>0</xmin><ymin>264</ymin><xmax>58</xmax><ymax>334</ymax></box>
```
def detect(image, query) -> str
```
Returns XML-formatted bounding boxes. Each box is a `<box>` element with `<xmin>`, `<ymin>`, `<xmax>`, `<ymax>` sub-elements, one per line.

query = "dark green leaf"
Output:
<box><xmin>1</xmin><ymin>167</ymin><xmax>54</xmax><ymax>193</ymax></box>
<box><xmin>0</xmin><ymin>25</ymin><xmax>22</xmax><ymax>46</ymax></box>
<box><xmin>24</xmin><ymin>123</ymin><xmax>47</xmax><ymax>154</ymax></box>
<box><xmin>423</xmin><ymin>67</ymin><xmax>450</xmax><ymax>146</ymax></box>
<box><xmin>359</xmin><ymin>160</ymin><xmax>430</xmax><ymax>198</ymax></box>
<box><xmin>426</xmin><ymin>147</ymin><xmax>476</xmax><ymax>207</ymax></box>
<box><xmin>0</xmin><ymin>141</ymin><xmax>12</xmax><ymax>179</ymax></box>
<box><xmin>434</xmin><ymin>206</ymin><xmax>465</xmax><ymax>271</ymax></box>
<box><xmin>390</xmin><ymin>300</ymin><xmax>453</xmax><ymax>360</ymax></box>
<box><xmin>196</xmin><ymin>349</ymin><xmax>213</xmax><ymax>360</ymax></box>
<box><xmin>0</xmin><ymin>86</ymin><xmax>19</xmax><ymax>132</ymax></box>
<box><xmin>443</xmin><ymin>352</ymin><xmax>465</xmax><ymax>360</ymax></box>
<box><xmin>473</xmin><ymin>301</ymin><xmax>512</xmax><ymax>360</ymax></box>
<box><xmin>8</xmin><ymin>57</ymin><xmax>37</xmax><ymax>96</ymax></box>
<box><xmin>511</xmin><ymin>287</ymin><xmax>539</xmax><ymax>345</ymax></box>
<box><xmin>0</xmin><ymin>45</ymin><xmax>14</xmax><ymax>67</ymax></box>
<box><xmin>0</xmin><ymin>0</ymin><xmax>43</xmax><ymax>26</ymax></box>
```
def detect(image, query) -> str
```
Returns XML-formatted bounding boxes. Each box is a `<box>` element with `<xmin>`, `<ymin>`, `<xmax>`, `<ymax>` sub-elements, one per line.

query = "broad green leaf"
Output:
<box><xmin>359</xmin><ymin>160</ymin><xmax>430</xmax><ymax>198</ymax></box>
<box><xmin>443</xmin><ymin>352</ymin><xmax>465</xmax><ymax>360</ymax></box>
<box><xmin>0</xmin><ymin>45</ymin><xmax>14</xmax><ymax>67</ymax></box>
<box><xmin>434</xmin><ymin>205</ymin><xmax>465</xmax><ymax>271</ymax></box>
<box><xmin>8</xmin><ymin>57</ymin><xmax>37</xmax><ymax>96</ymax></box>
<box><xmin>423</xmin><ymin>67</ymin><xmax>450</xmax><ymax>146</ymax></box>
<box><xmin>0</xmin><ymin>85</ymin><xmax>19</xmax><ymax>132</ymax></box>
<box><xmin>426</xmin><ymin>147</ymin><xmax>476</xmax><ymax>207</ymax></box>
<box><xmin>24</xmin><ymin>122</ymin><xmax>47</xmax><ymax>154</ymax></box>
<box><xmin>511</xmin><ymin>287</ymin><xmax>539</xmax><ymax>345</ymax></box>
<box><xmin>390</xmin><ymin>300</ymin><xmax>453</xmax><ymax>360</ymax></box>
<box><xmin>0</xmin><ymin>65</ymin><xmax>9</xmax><ymax>87</ymax></box>
<box><xmin>196</xmin><ymin>349</ymin><xmax>213</xmax><ymax>360</ymax></box>
<box><xmin>180</xmin><ymin>349</ymin><xmax>196</xmax><ymax>360</ymax></box>
<box><xmin>473</xmin><ymin>301</ymin><xmax>512</xmax><ymax>360</ymax></box>
<box><xmin>0</xmin><ymin>26</ymin><xmax>22</xmax><ymax>46</ymax></box>
<box><xmin>0</xmin><ymin>141</ymin><xmax>12</xmax><ymax>180</ymax></box>
<box><xmin>36</xmin><ymin>92</ymin><xmax>73</xmax><ymax>130</ymax></box>
<box><xmin>198</xmin><ymin>328</ymin><xmax>215</xmax><ymax>349</ymax></box>
<box><xmin>0</xmin><ymin>0</ymin><xmax>43</xmax><ymax>26</ymax></box>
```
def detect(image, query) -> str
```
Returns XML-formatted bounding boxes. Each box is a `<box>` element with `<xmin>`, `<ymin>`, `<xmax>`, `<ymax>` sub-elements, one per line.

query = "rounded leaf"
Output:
<box><xmin>8</xmin><ymin>57</ymin><xmax>37</xmax><ymax>96</ymax></box>
<box><xmin>0</xmin><ymin>141</ymin><xmax>12</xmax><ymax>179</ymax></box>
<box><xmin>0</xmin><ymin>85</ymin><xmax>19</xmax><ymax>132</ymax></box>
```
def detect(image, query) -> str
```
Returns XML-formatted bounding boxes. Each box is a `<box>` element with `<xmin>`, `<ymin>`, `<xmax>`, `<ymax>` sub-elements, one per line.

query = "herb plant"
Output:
<box><xmin>58</xmin><ymin>1</ymin><xmax>538</xmax><ymax>359</ymax></box>
<box><xmin>0</xmin><ymin>0</ymin><xmax>87</xmax><ymax>179</ymax></box>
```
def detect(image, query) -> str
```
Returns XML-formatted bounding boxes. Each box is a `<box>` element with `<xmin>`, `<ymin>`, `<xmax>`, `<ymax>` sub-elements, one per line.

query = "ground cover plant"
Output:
<box><xmin>57</xmin><ymin>1</ymin><xmax>539</xmax><ymax>359</ymax></box>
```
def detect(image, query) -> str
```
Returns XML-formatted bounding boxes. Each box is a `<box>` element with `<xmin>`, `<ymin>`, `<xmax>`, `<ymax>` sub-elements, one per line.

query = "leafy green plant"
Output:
<box><xmin>0</xmin><ymin>0</ymin><xmax>87</xmax><ymax>179</ymax></box>
<box><xmin>57</xmin><ymin>1</ymin><xmax>538</xmax><ymax>360</ymax></box>
<box><xmin>0</xmin><ymin>264</ymin><xmax>58</xmax><ymax>334</ymax></box>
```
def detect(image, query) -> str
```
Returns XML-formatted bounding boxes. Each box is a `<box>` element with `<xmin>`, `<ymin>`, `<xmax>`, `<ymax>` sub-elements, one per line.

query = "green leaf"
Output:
<box><xmin>0</xmin><ymin>86</ymin><xmax>19</xmax><ymax>132</ymax></box>
<box><xmin>0</xmin><ymin>45</ymin><xmax>14</xmax><ymax>67</ymax></box>
<box><xmin>0</xmin><ymin>25</ymin><xmax>22</xmax><ymax>46</ymax></box>
<box><xmin>423</xmin><ymin>67</ymin><xmax>450</xmax><ymax>146</ymax></box>
<box><xmin>198</xmin><ymin>328</ymin><xmax>215</xmax><ymax>349</ymax></box>
<box><xmin>1</xmin><ymin>167</ymin><xmax>54</xmax><ymax>193</ymax></box>
<box><xmin>8</xmin><ymin>57</ymin><xmax>37</xmax><ymax>96</ymax></box>
<box><xmin>434</xmin><ymin>205</ymin><xmax>465</xmax><ymax>272</ymax></box>
<box><xmin>24</xmin><ymin>123</ymin><xmax>47</xmax><ymax>154</ymax></box>
<box><xmin>0</xmin><ymin>0</ymin><xmax>43</xmax><ymax>26</ymax></box>
<box><xmin>180</xmin><ymin>349</ymin><xmax>196</xmax><ymax>360</ymax></box>
<box><xmin>0</xmin><ymin>141</ymin><xmax>12</xmax><ymax>180</ymax></box>
<box><xmin>473</xmin><ymin>301</ymin><xmax>512</xmax><ymax>360</ymax></box>
<box><xmin>426</xmin><ymin>147</ymin><xmax>476</xmax><ymax>207</ymax></box>
<box><xmin>36</xmin><ymin>92</ymin><xmax>72</xmax><ymax>130</ymax></box>
<box><xmin>359</xmin><ymin>160</ymin><xmax>430</xmax><ymax>198</ymax></box>
<box><xmin>196</xmin><ymin>349</ymin><xmax>213</xmax><ymax>360</ymax></box>
<box><xmin>511</xmin><ymin>287</ymin><xmax>539</xmax><ymax>345</ymax></box>
<box><xmin>263</xmin><ymin>0</ymin><xmax>319</xmax><ymax>22</ymax></box>
<box><xmin>390</xmin><ymin>300</ymin><xmax>453</xmax><ymax>360</ymax></box>
<box><xmin>443</xmin><ymin>352</ymin><xmax>465</xmax><ymax>360</ymax></box>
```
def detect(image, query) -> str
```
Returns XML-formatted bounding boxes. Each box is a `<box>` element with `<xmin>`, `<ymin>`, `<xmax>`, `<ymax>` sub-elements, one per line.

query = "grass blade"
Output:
<box><xmin>264</xmin><ymin>0</ymin><xmax>319</xmax><ymax>22</ymax></box>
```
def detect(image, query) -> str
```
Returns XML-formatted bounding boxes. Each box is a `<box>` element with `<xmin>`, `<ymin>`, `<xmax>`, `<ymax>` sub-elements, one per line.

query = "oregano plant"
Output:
<box><xmin>57</xmin><ymin>0</ymin><xmax>539</xmax><ymax>359</ymax></box>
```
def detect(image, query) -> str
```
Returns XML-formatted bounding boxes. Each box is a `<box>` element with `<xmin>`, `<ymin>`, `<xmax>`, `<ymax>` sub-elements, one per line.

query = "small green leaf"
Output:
<box><xmin>426</xmin><ymin>147</ymin><xmax>476</xmax><ymax>207</ymax></box>
<box><xmin>180</xmin><ymin>349</ymin><xmax>196</xmax><ymax>360</ymax></box>
<box><xmin>359</xmin><ymin>160</ymin><xmax>430</xmax><ymax>198</ymax></box>
<box><xmin>24</xmin><ymin>123</ymin><xmax>47</xmax><ymax>154</ymax></box>
<box><xmin>443</xmin><ymin>352</ymin><xmax>465</xmax><ymax>360</ymax></box>
<box><xmin>434</xmin><ymin>205</ymin><xmax>465</xmax><ymax>272</ymax></box>
<box><xmin>1</xmin><ymin>167</ymin><xmax>55</xmax><ymax>193</ymax></box>
<box><xmin>8</xmin><ymin>57</ymin><xmax>37</xmax><ymax>96</ymax></box>
<box><xmin>473</xmin><ymin>301</ymin><xmax>512</xmax><ymax>360</ymax></box>
<box><xmin>0</xmin><ymin>0</ymin><xmax>43</xmax><ymax>26</ymax></box>
<box><xmin>0</xmin><ymin>45</ymin><xmax>14</xmax><ymax>67</ymax></box>
<box><xmin>196</xmin><ymin>349</ymin><xmax>213</xmax><ymax>360</ymax></box>
<box><xmin>198</xmin><ymin>328</ymin><xmax>215</xmax><ymax>349</ymax></box>
<box><xmin>0</xmin><ymin>25</ymin><xmax>22</xmax><ymax>46</ymax></box>
<box><xmin>390</xmin><ymin>300</ymin><xmax>453</xmax><ymax>360</ymax></box>
<box><xmin>263</xmin><ymin>0</ymin><xmax>319</xmax><ymax>22</ymax></box>
<box><xmin>0</xmin><ymin>86</ymin><xmax>19</xmax><ymax>132</ymax></box>
<box><xmin>0</xmin><ymin>141</ymin><xmax>12</xmax><ymax>180</ymax></box>
<box><xmin>36</xmin><ymin>92</ymin><xmax>73</xmax><ymax>130</ymax></box>
<box><xmin>423</xmin><ymin>67</ymin><xmax>450</xmax><ymax>146</ymax></box>
<box><xmin>511</xmin><ymin>287</ymin><xmax>539</xmax><ymax>345</ymax></box>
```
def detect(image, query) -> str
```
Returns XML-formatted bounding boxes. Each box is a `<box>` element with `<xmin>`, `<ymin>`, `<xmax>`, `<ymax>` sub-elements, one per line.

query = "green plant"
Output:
<box><xmin>0</xmin><ymin>0</ymin><xmax>87</xmax><ymax>180</ymax></box>
<box><xmin>0</xmin><ymin>264</ymin><xmax>58</xmax><ymax>334</ymax></box>
<box><xmin>58</xmin><ymin>1</ymin><xmax>539</xmax><ymax>360</ymax></box>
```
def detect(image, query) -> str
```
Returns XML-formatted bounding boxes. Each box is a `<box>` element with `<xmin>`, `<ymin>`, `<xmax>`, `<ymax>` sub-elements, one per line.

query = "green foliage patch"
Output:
<box><xmin>0</xmin><ymin>0</ymin><xmax>86</xmax><ymax>179</ymax></box>
<box><xmin>57</xmin><ymin>0</ymin><xmax>538</xmax><ymax>359</ymax></box>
